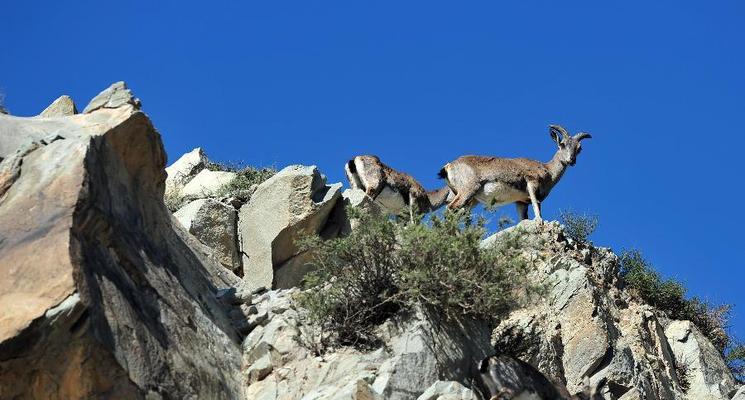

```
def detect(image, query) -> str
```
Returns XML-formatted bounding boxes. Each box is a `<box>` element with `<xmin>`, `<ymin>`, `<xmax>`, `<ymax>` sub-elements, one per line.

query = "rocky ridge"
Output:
<box><xmin>0</xmin><ymin>83</ymin><xmax>741</xmax><ymax>399</ymax></box>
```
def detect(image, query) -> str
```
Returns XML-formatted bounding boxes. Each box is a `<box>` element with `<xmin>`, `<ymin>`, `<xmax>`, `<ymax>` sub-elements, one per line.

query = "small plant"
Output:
<box><xmin>726</xmin><ymin>343</ymin><xmax>745</xmax><ymax>383</ymax></box>
<box><xmin>297</xmin><ymin>208</ymin><xmax>402</xmax><ymax>349</ymax></box>
<box><xmin>207</xmin><ymin>160</ymin><xmax>276</xmax><ymax>198</ymax></box>
<box><xmin>298</xmin><ymin>208</ymin><xmax>536</xmax><ymax>350</ymax></box>
<box><xmin>619</xmin><ymin>249</ymin><xmax>743</xmax><ymax>379</ymax></box>
<box><xmin>559</xmin><ymin>209</ymin><xmax>598</xmax><ymax>243</ymax></box>
<box><xmin>674</xmin><ymin>358</ymin><xmax>691</xmax><ymax>393</ymax></box>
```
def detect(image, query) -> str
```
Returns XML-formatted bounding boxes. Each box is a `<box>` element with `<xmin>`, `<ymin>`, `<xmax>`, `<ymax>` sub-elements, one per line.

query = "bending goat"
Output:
<box><xmin>439</xmin><ymin>125</ymin><xmax>591</xmax><ymax>221</ymax></box>
<box><xmin>345</xmin><ymin>155</ymin><xmax>450</xmax><ymax>220</ymax></box>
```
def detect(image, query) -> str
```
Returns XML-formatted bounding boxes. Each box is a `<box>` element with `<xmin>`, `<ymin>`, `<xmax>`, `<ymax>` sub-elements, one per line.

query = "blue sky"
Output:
<box><xmin>2</xmin><ymin>2</ymin><xmax>744</xmax><ymax>338</ymax></box>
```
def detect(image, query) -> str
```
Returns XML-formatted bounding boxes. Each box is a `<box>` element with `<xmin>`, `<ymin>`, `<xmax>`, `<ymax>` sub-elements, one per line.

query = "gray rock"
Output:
<box><xmin>0</xmin><ymin>85</ymin><xmax>241</xmax><ymax>399</ymax></box>
<box><xmin>488</xmin><ymin>220</ymin><xmax>686</xmax><ymax>399</ymax></box>
<box><xmin>731</xmin><ymin>386</ymin><xmax>745</xmax><ymax>400</ymax></box>
<box><xmin>477</xmin><ymin>354</ymin><xmax>573</xmax><ymax>399</ymax></box>
<box><xmin>237</xmin><ymin>165</ymin><xmax>342</xmax><ymax>292</ymax></box>
<box><xmin>174</xmin><ymin>198</ymin><xmax>241</xmax><ymax>274</ymax></box>
<box><xmin>181</xmin><ymin>169</ymin><xmax>236</xmax><ymax>198</ymax></box>
<box><xmin>241</xmin><ymin>288</ymin><xmax>488</xmax><ymax>399</ymax></box>
<box><xmin>665</xmin><ymin>320</ymin><xmax>737</xmax><ymax>400</ymax></box>
<box><xmin>83</xmin><ymin>81</ymin><xmax>141</xmax><ymax>113</ymax></box>
<box><xmin>417</xmin><ymin>381</ymin><xmax>477</xmax><ymax>400</ymax></box>
<box><xmin>39</xmin><ymin>95</ymin><xmax>77</xmax><ymax>117</ymax></box>
<box><xmin>165</xmin><ymin>147</ymin><xmax>208</xmax><ymax>193</ymax></box>
<box><xmin>372</xmin><ymin>308</ymin><xmax>492</xmax><ymax>400</ymax></box>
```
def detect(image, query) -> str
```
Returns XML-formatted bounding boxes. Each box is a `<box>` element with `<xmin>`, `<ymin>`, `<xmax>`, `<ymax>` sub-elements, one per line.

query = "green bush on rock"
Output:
<box><xmin>298</xmin><ymin>209</ymin><xmax>536</xmax><ymax>350</ymax></box>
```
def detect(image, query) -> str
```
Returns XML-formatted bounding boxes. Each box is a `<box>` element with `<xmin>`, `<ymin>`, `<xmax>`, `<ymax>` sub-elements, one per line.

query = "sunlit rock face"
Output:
<box><xmin>0</xmin><ymin>83</ymin><xmax>242</xmax><ymax>399</ymax></box>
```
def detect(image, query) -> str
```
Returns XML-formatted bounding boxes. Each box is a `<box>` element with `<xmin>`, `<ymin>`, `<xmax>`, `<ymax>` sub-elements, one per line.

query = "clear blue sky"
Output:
<box><xmin>2</xmin><ymin>2</ymin><xmax>744</xmax><ymax>338</ymax></box>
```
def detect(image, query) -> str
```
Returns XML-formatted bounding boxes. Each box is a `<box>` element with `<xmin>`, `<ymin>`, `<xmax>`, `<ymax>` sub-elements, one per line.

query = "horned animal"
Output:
<box><xmin>345</xmin><ymin>155</ymin><xmax>450</xmax><ymax>220</ymax></box>
<box><xmin>438</xmin><ymin>125</ymin><xmax>591</xmax><ymax>221</ymax></box>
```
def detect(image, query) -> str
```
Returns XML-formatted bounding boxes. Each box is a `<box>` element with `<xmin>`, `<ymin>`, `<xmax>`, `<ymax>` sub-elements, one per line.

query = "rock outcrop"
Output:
<box><xmin>234</xmin><ymin>288</ymin><xmax>493</xmax><ymax>400</ymax></box>
<box><xmin>175</xmin><ymin>198</ymin><xmax>242</xmax><ymax>274</ymax></box>
<box><xmin>237</xmin><ymin>165</ymin><xmax>342</xmax><ymax>293</ymax></box>
<box><xmin>39</xmin><ymin>95</ymin><xmax>77</xmax><ymax>117</ymax></box>
<box><xmin>665</xmin><ymin>321</ymin><xmax>737</xmax><ymax>400</ymax></box>
<box><xmin>487</xmin><ymin>221</ymin><xmax>738</xmax><ymax>400</ymax></box>
<box><xmin>165</xmin><ymin>146</ymin><xmax>208</xmax><ymax>194</ymax></box>
<box><xmin>1</xmin><ymin>83</ymin><xmax>739</xmax><ymax>400</ymax></box>
<box><xmin>182</xmin><ymin>168</ymin><xmax>237</xmax><ymax>198</ymax></box>
<box><xmin>0</xmin><ymin>83</ymin><xmax>242</xmax><ymax>399</ymax></box>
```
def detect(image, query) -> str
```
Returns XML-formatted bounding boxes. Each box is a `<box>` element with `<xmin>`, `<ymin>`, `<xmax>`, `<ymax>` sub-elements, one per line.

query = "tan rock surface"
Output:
<box><xmin>0</xmin><ymin>83</ymin><xmax>242</xmax><ymax>399</ymax></box>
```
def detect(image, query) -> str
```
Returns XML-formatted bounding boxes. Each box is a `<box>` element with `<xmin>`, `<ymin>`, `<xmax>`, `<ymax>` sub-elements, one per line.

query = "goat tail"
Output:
<box><xmin>346</xmin><ymin>158</ymin><xmax>357</xmax><ymax>173</ymax></box>
<box><xmin>437</xmin><ymin>165</ymin><xmax>448</xmax><ymax>180</ymax></box>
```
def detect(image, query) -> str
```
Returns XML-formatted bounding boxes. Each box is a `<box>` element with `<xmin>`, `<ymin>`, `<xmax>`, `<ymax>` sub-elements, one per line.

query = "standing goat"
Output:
<box><xmin>345</xmin><ymin>155</ymin><xmax>450</xmax><ymax>220</ymax></box>
<box><xmin>439</xmin><ymin>125</ymin><xmax>591</xmax><ymax>221</ymax></box>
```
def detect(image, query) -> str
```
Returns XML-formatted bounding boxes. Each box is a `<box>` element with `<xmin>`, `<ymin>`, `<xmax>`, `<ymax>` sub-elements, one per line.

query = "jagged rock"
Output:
<box><xmin>488</xmin><ymin>220</ymin><xmax>736</xmax><ymax>400</ymax></box>
<box><xmin>477</xmin><ymin>354</ymin><xmax>573</xmax><ymax>399</ymax></box>
<box><xmin>0</xmin><ymin>83</ymin><xmax>242</xmax><ymax>399</ymax></box>
<box><xmin>665</xmin><ymin>320</ymin><xmax>737</xmax><ymax>400</ymax></box>
<box><xmin>732</xmin><ymin>386</ymin><xmax>745</xmax><ymax>400</ymax></box>
<box><xmin>417</xmin><ymin>381</ymin><xmax>477</xmax><ymax>400</ymax></box>
<box><xmin>343</xmin><ymin>187</ymin><xmax>378</xmax><ymax>210</ymax></box>
<box><xmin>82</xmin><ymin>81</ymin><xmax>141</xmax><ymax>113</ymax></box>
<box><xmin>371</xmin><ymin>308</ymin><xmax>492</xmax><ymax>400</ymax></box>
<box><xmin>237</xmin><ymin>165</ymin><xmax>342</xmax><ymax>292</ymax></box>
<box><xmin>181</xmin><ymin>168</ymin><xmax>236</xmax><ymax>198</ymax></box>
<box><xmin>39</xmin><ymin>95</ymin><xmax>77</xmax><ymax>117</ymax></box>
<box><xmin>165</xmin><ymin>147</ymin><xmax>208</xmax><ymax>193</ymax></box>
<box><xmin>174</xmin><ymin>198</ymin><xmax>242</xmax><ymax>274</ymax></box>
<box><xmin>241</xmin><ymin>289</ymin><xmax>491</xmax><ymax>399</ymax></box>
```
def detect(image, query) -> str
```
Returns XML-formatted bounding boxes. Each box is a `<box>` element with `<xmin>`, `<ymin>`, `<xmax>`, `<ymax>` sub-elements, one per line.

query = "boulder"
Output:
<box><xmin>39</xmin><ymin>95</ymin><xmax>77</xmax><ymax>117</ymax></box>
<box><xmin>0</xmin><ymin>82</ymin><xmax>242</xmax><ymax>399</ymax></box>
<box><xmin>165</xmin><ymin>147</ymin><xmax>208</xmax><ymax>193</ymax></box>
<box><xmin>82</xmin><ymin>81</ymin><xmax>141</xmax><ymax>113</ymax></box>
<box><xmin>417</xmin><ymin>381</ymin><xmax>477</xmax><ymax>400</ymax></box>
<box><xmin>237</xmin><ymin>165</ymin><xmax>342</xmax><ymax>292</ymax></box>
<box><xmin>732</xmin><ymin>386</ymin><xmax>745</xmax><ymax>400</ymax></box>
<box><xmin>665</xmin><ymin>320</ymin><xmax>737</xmax><ymax>400</ymax></box>
<box><xmin>181</xmin><ymin>168</ymin><xmax>236</xmax><ymax>198</ymax></box>
<box><xmin>174</xmin><ymin>198</ymin><xmax>242</xmax><ymax>274</ymax></box>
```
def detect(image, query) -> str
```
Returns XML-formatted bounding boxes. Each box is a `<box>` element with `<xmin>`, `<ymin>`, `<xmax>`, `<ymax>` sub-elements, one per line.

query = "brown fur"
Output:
<box><xmin>346</xmin><ymin>155</ymin><xmax>449</xmax><ymax>215</ymax></box>
<box><xmin>441</xmin><ymin>125</ymin><xmax>591</xmax><ymax>220</ymax></box>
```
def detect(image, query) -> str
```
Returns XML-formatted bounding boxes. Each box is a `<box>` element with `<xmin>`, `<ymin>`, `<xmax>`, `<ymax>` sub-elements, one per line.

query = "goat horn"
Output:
<box><xmin>574</xmin><ymin>132</ymin><xmax>592</xmax><ymax>141</ymax></box>
<box><xmin>549</xmin><ymin>125</ymin><xmax>570</xmax><ymax>141</ymax></box>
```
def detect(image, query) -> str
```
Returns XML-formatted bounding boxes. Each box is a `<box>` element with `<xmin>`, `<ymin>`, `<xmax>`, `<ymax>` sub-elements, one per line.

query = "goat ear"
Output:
<box><xmin>575</xmin><ymin>132</ymin><xmax>592</xmax><ymax>141</ymax></box>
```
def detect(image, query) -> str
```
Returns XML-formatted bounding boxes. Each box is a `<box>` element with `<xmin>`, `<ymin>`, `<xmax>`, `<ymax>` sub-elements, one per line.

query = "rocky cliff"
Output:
<box><xmin>0</xmin><ymin>83</ymin><xmax>741</xmax><ymax>399</ymax></box>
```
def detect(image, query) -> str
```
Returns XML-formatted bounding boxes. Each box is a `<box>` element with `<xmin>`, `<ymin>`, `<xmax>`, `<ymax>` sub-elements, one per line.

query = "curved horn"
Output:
<box><xmin>549</xmin><ymin>125</ymin><xmax>570</xmax><ymax>141</ymax></box>
<box><xmin>574</xmin><ymin>132</ymin><xmax>592</xmax><ymax>141</ymax></box>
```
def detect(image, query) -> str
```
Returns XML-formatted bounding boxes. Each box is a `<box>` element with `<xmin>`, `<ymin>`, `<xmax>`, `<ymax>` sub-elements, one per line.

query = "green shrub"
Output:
<box><xmin>726</xmin><ymin>343</ymin><xmax>745</xmax><ymax>383</ymax></box>
<box><xmin>619</xmin><ymin>249</ymin><xmax>743</xmax><ymax>379</ymax></box>
<box><xmin>298</xmin><ymin>208</ymin><xmax>535</xmax><ymax>350</ymax></box>
<box><xmin>559</xmin><ymin>209</ymin><xmax>598</xmax><ymax>243</ymax></box>
<box><xmin>207</xmin><ymin>160</ymin><xmax>276</xmax><ymax>198</ymax></box>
